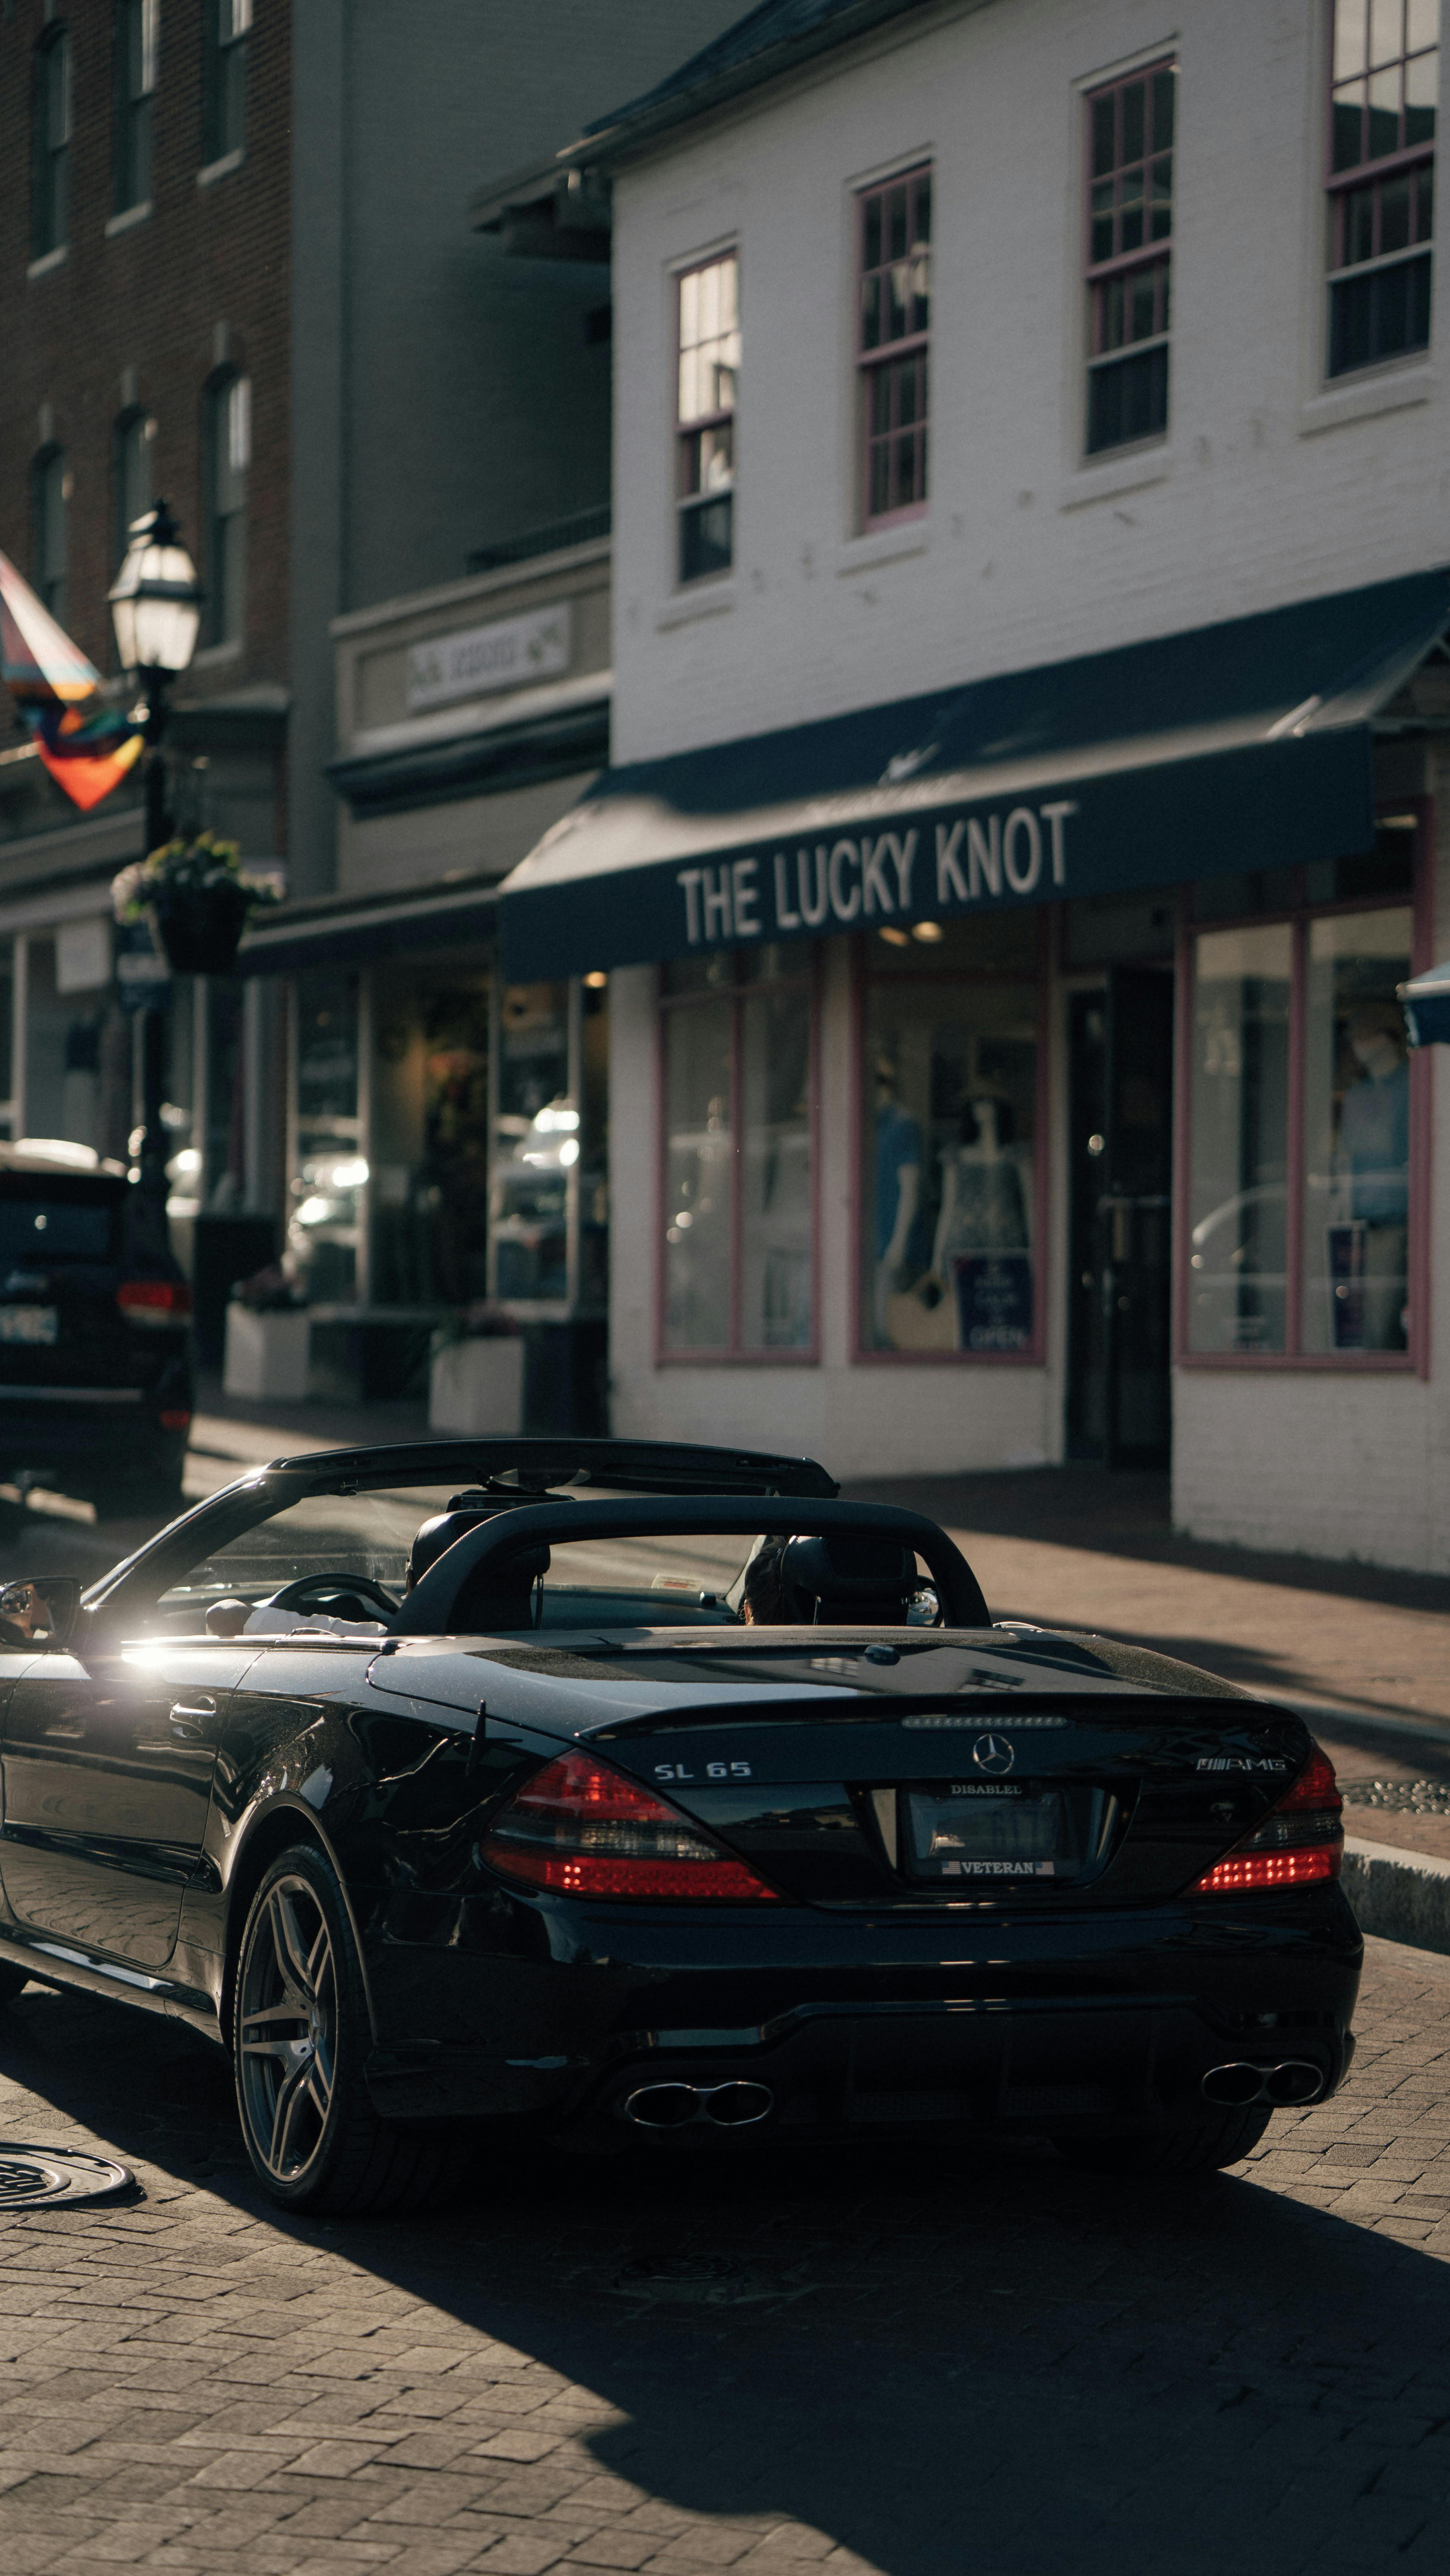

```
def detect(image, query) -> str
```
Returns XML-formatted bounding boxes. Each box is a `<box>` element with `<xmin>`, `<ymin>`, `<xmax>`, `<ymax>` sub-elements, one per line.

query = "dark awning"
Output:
<box><xmin>238</xmin><ymin>873</ymin><xmax>498</xmax><ymax>977</ymax></box>
<box><xmin>499</xmin><ymin>570</ymin><xmax>1450</xmax><ymax>981</ymax></box>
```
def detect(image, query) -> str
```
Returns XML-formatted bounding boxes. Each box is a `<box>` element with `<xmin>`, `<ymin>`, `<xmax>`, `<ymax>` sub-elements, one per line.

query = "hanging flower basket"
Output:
<box><xmin>111</xmin><ymin>834</ymin><xmax>283</xmax><ymax>977</ymax></box>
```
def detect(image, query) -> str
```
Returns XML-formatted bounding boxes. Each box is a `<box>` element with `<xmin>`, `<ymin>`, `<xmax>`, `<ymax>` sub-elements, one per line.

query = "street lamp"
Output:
<box><xmin>108</xmin><ymin>501</ymin><xmax>203</xmax><ymax>1246</ymax></box>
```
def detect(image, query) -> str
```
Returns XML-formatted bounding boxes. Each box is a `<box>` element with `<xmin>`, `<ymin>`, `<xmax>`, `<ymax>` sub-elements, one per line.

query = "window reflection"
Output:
<box><xmin>1302</xmin><ymin>906</ymin><xmax>1412</xmax><ymax>1352</ymax></box>
<box><xmin>1188</xmin><ymin>925</ymin><xmax>1292</xmax><ymax>1353</ymax></box>
<box><xmin>490</xmin><ymin>983</ymin><xmax>571</xmax><ymax>1305</ymax></box>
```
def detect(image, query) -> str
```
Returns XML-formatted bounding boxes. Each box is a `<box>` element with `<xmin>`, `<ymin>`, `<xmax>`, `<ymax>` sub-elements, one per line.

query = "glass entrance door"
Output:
<box><xmin>1067</xmin><ymin>966</ymin><xmax>1174</xmax><ymax>1467</ymax></box>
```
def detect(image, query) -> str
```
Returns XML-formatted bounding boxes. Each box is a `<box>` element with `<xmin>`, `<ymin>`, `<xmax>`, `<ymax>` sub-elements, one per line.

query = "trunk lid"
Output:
<box><xmin>587</xmin><ymin>1692</ymin><xmax>1314</xmax><ymax>1907</ymax></box>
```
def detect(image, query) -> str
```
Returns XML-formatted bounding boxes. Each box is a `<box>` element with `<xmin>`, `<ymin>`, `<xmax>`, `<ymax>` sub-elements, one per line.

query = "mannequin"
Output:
<box><xmin>1336</xmin><ymin>1003</ymin><xmax>1410</xmax><ymax>1349</ymax></box>
<box><xmin>874</xmin><ymin>1053</ymin><xmax>929</xmax><ymax>1338</ymax></box>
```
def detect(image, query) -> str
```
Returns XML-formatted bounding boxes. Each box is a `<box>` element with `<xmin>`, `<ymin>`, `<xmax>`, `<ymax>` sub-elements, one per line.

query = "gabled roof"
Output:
<box><xmin>578</xmin><ymin>0</ymin><xmax>932</xmax><ymax>157</ymax></box>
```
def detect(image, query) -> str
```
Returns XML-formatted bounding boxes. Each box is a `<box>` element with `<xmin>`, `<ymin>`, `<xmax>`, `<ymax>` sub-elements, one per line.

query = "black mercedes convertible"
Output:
<box><xmin>0</xmin><ymin>1437</ymin><xmax>1359</xmax><ymax>2214</ymax></box>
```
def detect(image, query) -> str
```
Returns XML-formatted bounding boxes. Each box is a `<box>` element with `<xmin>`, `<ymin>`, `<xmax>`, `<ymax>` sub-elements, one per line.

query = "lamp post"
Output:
<box><xmin>108</xmin><ymin>502</ymin><xmax>203</xmax><ymax>1246</ymax></box>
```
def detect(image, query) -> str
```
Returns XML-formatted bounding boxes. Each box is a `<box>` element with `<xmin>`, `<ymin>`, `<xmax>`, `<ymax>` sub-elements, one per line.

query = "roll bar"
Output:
<box><xmin>390</xmin><ymin>1497</ymin><xmax>991</xmax><ymax>1634</ymax></box>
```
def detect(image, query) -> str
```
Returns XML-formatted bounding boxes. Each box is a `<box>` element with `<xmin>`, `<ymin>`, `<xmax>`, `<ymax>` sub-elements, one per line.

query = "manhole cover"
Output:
<box><xmin>0</xmin><ymin>2145</ymin><xmax>133</xmax><ymax>2210</ymax></box>
<box><xmin>612</xmin><ymin>2252</ymin><xmax>803</xmax><ymax>2306</ymax></box>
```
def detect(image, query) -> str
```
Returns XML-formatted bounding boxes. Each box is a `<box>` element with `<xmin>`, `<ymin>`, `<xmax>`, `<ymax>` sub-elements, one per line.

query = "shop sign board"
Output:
<box><xmin>406</xmin><ymin>603</ymin><xmax>572</xmax><ymax>714</ymax></box>
<box><xmin>501</xmin><ymin>727</ymin><xmax>1375</xmax><ymax>981</ymax></box>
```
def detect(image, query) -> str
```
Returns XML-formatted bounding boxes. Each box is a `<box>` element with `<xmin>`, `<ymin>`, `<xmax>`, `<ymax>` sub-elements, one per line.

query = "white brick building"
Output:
<box><xmin>501</xmin><ymin>0</ymin><xmax>1450</xmax><ymax>1573</ymax></box>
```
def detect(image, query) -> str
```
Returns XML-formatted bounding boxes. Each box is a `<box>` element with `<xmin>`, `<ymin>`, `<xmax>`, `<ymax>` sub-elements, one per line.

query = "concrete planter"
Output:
<box><xmin>224</xmin><ymin>1304</ymin><xmax>310</xmax><ymax>1402</ymax></box>
<box><xmin>429</xmin><ymin>1335</ymin><xmax>525</xmax><ymax>1435</ymax></box>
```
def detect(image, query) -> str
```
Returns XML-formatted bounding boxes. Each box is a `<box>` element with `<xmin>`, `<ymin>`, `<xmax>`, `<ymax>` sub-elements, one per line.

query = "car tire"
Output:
<box><xmin>232</xmin><ymin>1843</ymin><xmax>464</xmax><ymax>2217</ymax></box>
<box><xmin>1053</xmin><ymin>2103</ymin><xmax>1274</xmax><ymax>2175</ymax></box>
<box><xmin>0</xmin><ymin>1963</ymin><xmax>30</xmax><ymax>2004</ymax></box>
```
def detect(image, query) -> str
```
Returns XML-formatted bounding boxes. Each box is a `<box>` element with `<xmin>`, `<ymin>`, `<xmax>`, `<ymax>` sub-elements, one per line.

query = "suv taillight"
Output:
<box><xmin>117</xmin><ymin>1279</ymin><xmax>192</xmax><ymax>1327</ymax></box>
<box><xmin>1193</xmin><ymin>1745</ymin><xmax>1343</xmax><ymax>1893</ymax></box>
<box><xmin>481</xmin><ymin>1749</ymin><xmax>779</xmax><ymax>1902</ymax></box>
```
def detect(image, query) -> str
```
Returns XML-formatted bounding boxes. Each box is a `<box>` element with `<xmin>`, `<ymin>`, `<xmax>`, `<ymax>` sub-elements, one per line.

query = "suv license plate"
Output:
<box><xmin>0</xmin><ymin>1307</ymin><xmax>58</xmax><ymax>1346</ymax></box>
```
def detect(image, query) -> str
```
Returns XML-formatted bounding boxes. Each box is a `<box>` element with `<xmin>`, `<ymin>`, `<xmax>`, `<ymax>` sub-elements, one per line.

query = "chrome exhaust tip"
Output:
<box><xmin>1201</xmin><ymin>2059</ymin><xmax>1325</xmax><ymax>2108</ymax></box>
<box><xmin>701</xmin><ymin>2082</ymin><xmax>774</xmax><ymax>2128</ymax></box>
<box><xmin>1201</xmin><ymin>2062</ymin><xmax>1266</xmax><ymax>2107</ymax></box>
<box><xmin>625</xmin><ymin>2083</ymin><xmax>700</xmax><ymax>2129</ymax></box>
<box><xmin>1265</xmin><ymin>2059</ymin><xmax>1324</xmax><ymax>2106</ymax></box>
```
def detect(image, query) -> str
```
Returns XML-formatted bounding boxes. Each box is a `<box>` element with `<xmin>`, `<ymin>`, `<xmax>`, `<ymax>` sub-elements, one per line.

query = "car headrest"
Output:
<box><xmin>450</xmin><ymin>1542</ymin><xmax>552</xmax><ymax>1632</ymax></box>
<box><xmin>408</xmin><ymin>1507</ymin><xmax>500</xmax><ymax>1585</ymax></box>
<box><xmin>778</xmin><ymin>1534</ymin><xmax>920</xmax><ymax>1624</ymax></box>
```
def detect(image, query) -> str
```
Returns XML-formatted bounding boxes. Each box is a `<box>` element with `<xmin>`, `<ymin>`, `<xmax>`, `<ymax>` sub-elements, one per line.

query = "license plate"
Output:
<box><xmin>901</xmin><ymin>1782</ymin><xmax>1075</xmax><ymax>1882</ymax></box>
<box><xmin>0</xmin><ymin>1307</ymin><xmax>58</xmax><ymax>1347</ymax></box>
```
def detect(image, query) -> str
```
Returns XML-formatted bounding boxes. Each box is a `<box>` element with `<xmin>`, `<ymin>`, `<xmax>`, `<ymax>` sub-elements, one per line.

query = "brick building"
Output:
<box><xmin>0</xmin><ymin>0</ymin><xmax>741</xmax><ymax>1391</ymax></box>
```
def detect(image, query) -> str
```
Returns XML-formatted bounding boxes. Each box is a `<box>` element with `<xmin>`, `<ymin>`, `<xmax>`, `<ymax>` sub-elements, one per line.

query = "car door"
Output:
<box><xmin>0</xmin><ymin>1634</ymin><xmax>258</xmax><ymax>1968</ymax></box>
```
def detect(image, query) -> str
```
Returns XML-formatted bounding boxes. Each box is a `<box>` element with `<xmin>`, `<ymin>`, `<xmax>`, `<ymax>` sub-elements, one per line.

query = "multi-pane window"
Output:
<box><xmin>1185</xmin><ymin>823</ymin><xmax>1420</xmax><ymax>1360</ymax></box>
<box><xmin>203</xmin><ymin>0</ymin><xmax>251</xmax><ymax>165</ymax></box>
<box><xmin>861</xmin><ymin>914</ymin><xmax>1043</xmax><ymax>1358</ymax></box>
<box><xmin>858</xmin><ymin>165</ymin><xmax>931</xmax><ymax>525</ymax></box>
<box><xmin>1084</xmin><ymin>61</ymin><xmax>1175</xmax><ymax>454</ymax></box>
<box><xmin>32</xmin><ymin>448</ymin><xmax>68</xmax><ymax>625</ymax></box>
<box><xmin>1328</xmin><ymin>0</ymin><xmax>1437</xmax><ymax>377</ymax></box>
<box><xmin>661</xmin><ymin>947</ymin><xmax>814</xmax><ymax>1356</ymax></box>
<box><xmin>204</xmin><ymin>375</ymin><xmax>250</xmax><ymax>646</ymax></box>
<box><xmin>114</xmin><ymin>0</ymin><xmax>158</xmax><ymax>212</ymax></box>
<box><xmin>676</xmin><ymin>253</ymin><xmax>738</xmax><ymax>585</ymax></box>
<box><xmin>113</xmin><ymin>410</ymin><xmax>155</xmax><ymax>571</ymax></box>
<box><xmin>32</xmin><ymin>27</ymin><xmax>72</xmax><ymax>260</ymax></box>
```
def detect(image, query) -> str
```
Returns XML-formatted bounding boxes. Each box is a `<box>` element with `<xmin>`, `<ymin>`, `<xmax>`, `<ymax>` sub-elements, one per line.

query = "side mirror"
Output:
<box><xmin>0</xmin><ymin>1576</ymin><xmax>82</xmax><ymax>1650</ymax></box>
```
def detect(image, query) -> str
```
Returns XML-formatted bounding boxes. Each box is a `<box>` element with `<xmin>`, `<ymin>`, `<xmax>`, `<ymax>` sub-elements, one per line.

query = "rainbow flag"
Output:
<box><xmin>0</xmin><ymin>549</ymin><xmax>143</xmax><ymax>809</ymax></box>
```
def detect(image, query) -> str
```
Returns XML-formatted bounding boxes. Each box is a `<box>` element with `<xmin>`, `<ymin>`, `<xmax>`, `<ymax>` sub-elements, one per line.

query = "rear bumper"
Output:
<box><xmin>360</xmin><ymin>1881</ymin><xmax>1363</xmax><ymax>2134</ymax></box>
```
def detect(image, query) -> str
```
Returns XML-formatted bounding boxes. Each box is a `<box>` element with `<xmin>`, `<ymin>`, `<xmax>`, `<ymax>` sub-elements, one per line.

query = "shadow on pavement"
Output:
<box><xmin>1</xmin><ymin>1974</ymin><xmax>1446</xmax><ymax>2571</ymax></box>
<box><xmin>849</xmin><ymin>1465</ymin><xmax>1450</xmax><ymax>1621</ymax></box>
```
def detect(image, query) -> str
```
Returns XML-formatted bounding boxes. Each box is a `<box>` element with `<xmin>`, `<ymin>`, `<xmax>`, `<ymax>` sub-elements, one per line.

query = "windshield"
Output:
<box><xmin>153</xmin><ymin>1486</ymin><xmax>760</xmax><ymax>1632</ymax></box>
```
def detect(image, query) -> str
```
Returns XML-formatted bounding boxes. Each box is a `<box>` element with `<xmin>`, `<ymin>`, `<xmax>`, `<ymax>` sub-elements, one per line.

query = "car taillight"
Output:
<box><xmin>481</xmin><ymin>1749</ymin><xmax>780</xmax><ymax>1902</ymax></box>
<box><xmin>1193</xmin><ymin>1744</ymin><xmax>1343</xmax><ymax>1894</ymax></box>
<box><xmin>117</xmin><ymin>1279</ymin><xmax>192</xmax><ymax>1327</ymax></box>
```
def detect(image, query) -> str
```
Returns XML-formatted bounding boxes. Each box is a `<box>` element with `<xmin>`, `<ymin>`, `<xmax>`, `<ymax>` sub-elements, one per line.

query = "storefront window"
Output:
<box><xmin>0</xmin><ymin>941</ymin><xmax>14</xmax><ymax>1138</ymax></box>
<box><xmin>861</xmin><ymin>931</ymin><xmax>1040</xmax><ymax>1357</ymax></box>
<box><xmin>1302</xmin><ymin>906</ymin><xmax>1412</xmax><ymax>1354</ymax></box>
<box><xmin>204</xmin><ymin>977</ymin><xmax>246</xmax><ymax>1209</ymax></box>
<box><xmin>661</xmin><ymin>947</ymin><xmax>814</xmax><ymax>1355</ymax></box>
<box><xmin>371</xmin><ymin>955</ymin><xmax>490</xmax><ymax>1306</ymax></box>
<box><xmin>24</xmin><ymin>933</ymin><xmax>136</xmax><ymax>1167</ymax></box>
<box><xmin>491</xmin><ymin>982</ymin><xmax>571</xmax><ymax>1305</ymax></box>
<box><xmin>1185</xmin><ymin>838</ymin><xmax>1420</xmax><ymax>1364</ymax></box>
<box><xmin>1187</xmin><ymin>925</ymin><xmax>1292</xmax><ymax>1353</ymax></box>
<box><xmin>289</xmin><ymin>970</ymin><xmax>362</xmax><ymax>1302</ymax></box>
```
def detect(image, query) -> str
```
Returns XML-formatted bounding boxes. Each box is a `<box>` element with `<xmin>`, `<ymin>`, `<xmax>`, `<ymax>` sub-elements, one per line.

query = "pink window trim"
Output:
<box><xmin>849</xmin><ymin>916</ymin><xmax>1052</xmax><ymax>1366</ymax></box>
<box><xmin>857</xmin><ymin>165</ymin><xmax>931</xmax><ymax>533</ymax></box>
<box><xmin>1172</xmin><ymin>804</ymin><xmax>1432</xmax><ymax>1378</ymax></box>
<box><xmin>653</xmin><ymin>948</ymin><xmax>822</xmax><ymax>1367</ymax></box>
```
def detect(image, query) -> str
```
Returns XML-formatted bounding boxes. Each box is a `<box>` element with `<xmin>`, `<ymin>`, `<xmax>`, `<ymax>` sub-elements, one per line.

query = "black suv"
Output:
<box><xmin>0</xmin><ymin>1145</ymin><xmax>193</xmax><ymax>1514</ymax></box>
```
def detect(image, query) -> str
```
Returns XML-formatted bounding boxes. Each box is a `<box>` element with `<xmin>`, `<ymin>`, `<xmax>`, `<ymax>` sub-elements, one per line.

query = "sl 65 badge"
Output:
<box><xmin>654</xmin><ymin>1760</ymin><xmax>753</xmax><ymax>1782</ymax></box>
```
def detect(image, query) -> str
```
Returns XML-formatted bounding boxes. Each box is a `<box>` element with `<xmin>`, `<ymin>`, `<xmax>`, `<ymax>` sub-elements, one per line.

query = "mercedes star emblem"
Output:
<box><xmin>972</xmin><ymin>1733</ymin><xmax>1015</xmax><ymax>1775</ymax></box>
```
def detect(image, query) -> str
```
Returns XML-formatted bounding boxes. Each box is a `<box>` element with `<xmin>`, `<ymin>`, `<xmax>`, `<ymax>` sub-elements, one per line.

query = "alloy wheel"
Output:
<box><xmin>237</xmin><ymin>1874</ymin><xmax>339</xmax><ymax>2186</ymax></box>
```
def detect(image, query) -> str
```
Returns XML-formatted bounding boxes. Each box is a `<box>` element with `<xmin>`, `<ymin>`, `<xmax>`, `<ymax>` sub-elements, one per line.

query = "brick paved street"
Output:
<box><xmin>0</xmin><ymin>1939</ymin><xmax>1447</xmax><ymax>2576</ymax></box>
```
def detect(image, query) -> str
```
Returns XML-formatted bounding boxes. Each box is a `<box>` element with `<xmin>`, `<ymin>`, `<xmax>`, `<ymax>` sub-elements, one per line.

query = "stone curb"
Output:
<box><xmin>1343</xmin><ymin>1835</ymin><xmax>1450</xmax><ymax>1956</ymax></box>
